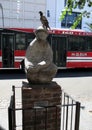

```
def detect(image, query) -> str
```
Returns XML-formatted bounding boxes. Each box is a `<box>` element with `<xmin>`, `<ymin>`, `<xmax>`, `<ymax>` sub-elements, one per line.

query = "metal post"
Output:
<box><xmin>0</xmin><ymin>3</ymin><xmax>4</xmax><ymax>28</ymax></box>
<box><xmin>65</xmin><ymin>95</ymin><xmax>69</xmax><ymax>130</ymax></box>
<box><xmin>12</xmin><ymin>85</ymin><xmax>16</xmax><ymax>130</ymax></box>
<box><xmin>75</xmin><ymin>102</ymin><xmax>81</xmax><ymax>130</ymax></box>
<box><xmin>8</xmin><ymin>107</ymin><xmax>13</xmax><ymax>130</ymax></box>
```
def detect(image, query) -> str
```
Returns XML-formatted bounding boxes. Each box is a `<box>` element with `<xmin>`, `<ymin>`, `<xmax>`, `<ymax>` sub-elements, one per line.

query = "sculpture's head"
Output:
<box><xmin>35</xmin><ymin>26</ymin><xmax>48</xmax><ymax>40</ymax></box>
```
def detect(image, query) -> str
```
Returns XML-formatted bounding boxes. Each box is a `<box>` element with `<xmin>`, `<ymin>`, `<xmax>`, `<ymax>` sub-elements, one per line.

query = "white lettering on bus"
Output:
<box><xmin>62</xmin><ymin>31</ymin><xmax>73</xmax><ymax>35</ymax></box>
<box><xmin>71</xmin><ymin>52</ymin><xmax>87</xmax><ymax>57</ymax></box>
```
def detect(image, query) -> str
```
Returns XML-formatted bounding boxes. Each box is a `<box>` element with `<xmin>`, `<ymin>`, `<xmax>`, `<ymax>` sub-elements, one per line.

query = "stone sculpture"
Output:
<box><xmin>24</xmin><ymin>26</ymin><xmax>57</xmax><ymax>84</ymax></box>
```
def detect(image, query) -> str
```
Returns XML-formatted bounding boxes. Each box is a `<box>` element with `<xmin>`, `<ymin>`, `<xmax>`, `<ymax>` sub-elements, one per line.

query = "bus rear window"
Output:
<box><xmin>87</xmin><ymin>37</ymin><xmax>92</xmax><ymax>51</ymax></box>
<box><xmin>68</xmin><ymin>36</ymin><xmax>86</xmax><ymax>51</ymax></box>
<box><xmin>15</xmin><ymin>33</ymin><xmax>26</xmax><ymax>50</ymax></box>
<box><xmin>0</xmin><ymin>35</ymin><xmax>1</xmax><ymax>50</ymax></box>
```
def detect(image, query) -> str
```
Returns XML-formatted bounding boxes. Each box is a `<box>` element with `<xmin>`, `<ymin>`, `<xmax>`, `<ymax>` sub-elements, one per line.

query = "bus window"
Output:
<box><xmin>27</xmin><ymin>33</ymin><xmax>35</xmax><ymax>46</ymax></box>
<box><xmin>15</xmin><ymin>33</ymin><xmax>26</xmax><ymax>50</ymax></box>
<box><xmin>87</xmin><ymin>37</ymin><xmax>92</xmax><ymax>51</ymax></box>
<box><xmin>50</xmin><ymin>35</ymin><xmax>66</xmax><ymax>67</ymax></box>
<box><xmin>68</xmin><ymin>36</ymin><xmax>86</xmax><ymax>51</ymax></box>
<box><xmin>0</xmin><ymin>35</ymin><xmax>1</xmax><ymax>50</ymax></box>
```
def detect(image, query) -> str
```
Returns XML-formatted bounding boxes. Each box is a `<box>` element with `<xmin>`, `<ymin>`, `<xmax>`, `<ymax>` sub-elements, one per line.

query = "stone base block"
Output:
<box><xmin>22</xmin><ymin>81</ymin><xmax>62</xmax><ymax>130</ymax></box>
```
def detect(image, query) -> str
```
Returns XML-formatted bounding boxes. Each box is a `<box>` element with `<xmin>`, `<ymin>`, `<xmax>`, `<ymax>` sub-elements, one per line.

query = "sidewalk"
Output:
<box><xmin>0</xmin><ymin>77</ymin><xmax>92</xmax><ymax>130</ymax></box>
<box><xmin>0</xmin><ymin>79</ymin><xmax>25</xmax><ymax>130</ymax></box>
<box><xmin>54</xmin><ymin>77</ymin><xmax>92</xmax><ymax>130</ymax></box>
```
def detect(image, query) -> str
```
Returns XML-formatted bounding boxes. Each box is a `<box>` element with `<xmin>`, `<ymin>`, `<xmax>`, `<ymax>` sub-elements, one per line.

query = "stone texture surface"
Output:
<box><xmin>24</xmin><ymin>26</ymin><xmax>57</xmax><ymax>84</ymax></box>
<box><xmin>22</xmin><ymin>81</ymin><xmax>61</xmax><ymax>130</ymax></box>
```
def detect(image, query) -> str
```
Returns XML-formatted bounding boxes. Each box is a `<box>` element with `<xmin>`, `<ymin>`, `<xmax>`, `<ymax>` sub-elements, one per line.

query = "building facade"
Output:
<box><xmin>0</xmin><ymin>0</ymin><xmax>46</xmax><ymax>28</ymax></box>
<box><xmin>0</xmin><ymin>0</ymin><xmax>92</xmax><ymax>31</ymax></box>
<box><xmin>46</xmin><ymin>0</ymin><xmax>92</xmax><ymax>31</ymax></box>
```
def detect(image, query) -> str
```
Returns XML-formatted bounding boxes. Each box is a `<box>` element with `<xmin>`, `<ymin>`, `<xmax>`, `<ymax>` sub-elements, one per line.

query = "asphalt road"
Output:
<box><xmin>0</xmin><ymin>68</ymin><xmax>92</xmax><ymax>79</ymax></box>
<box><xmin>0</xmin><ymin>69</ymin><xmax>92</xmax><ymax>130</ymax></box>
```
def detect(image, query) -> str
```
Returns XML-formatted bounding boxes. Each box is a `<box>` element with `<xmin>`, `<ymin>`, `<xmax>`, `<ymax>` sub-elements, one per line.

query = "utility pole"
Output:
<box><xmin>0</xmin><ymin>3</ymin><xmax>4</xmax><ymax>28</ymax></box>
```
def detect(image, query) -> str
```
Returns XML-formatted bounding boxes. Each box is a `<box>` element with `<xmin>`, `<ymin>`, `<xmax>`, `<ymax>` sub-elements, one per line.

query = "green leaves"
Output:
<box><xmin>59</xmin><ymin>7</ymin><xmax>68</xmax><ymax>21</ymax></box>
<box><xmin>59</xmin><ymin>0</ymin><xmax>92</xmax><ymax>29</ymax></box>
<box><xmin>71</xmin><ymin>13</ymin><xmax>82</xmax><ymax>29</ymax></box>
<box><xmin>86</xmin><ymin>23</ymin><xmax>92</xmax><ymax>31</ymax></box>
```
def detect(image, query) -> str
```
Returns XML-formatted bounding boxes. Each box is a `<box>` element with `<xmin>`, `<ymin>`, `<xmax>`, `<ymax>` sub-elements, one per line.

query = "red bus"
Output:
<box><xmin>0</xmin><ymin>27</ymin><xmax>92</xmax><ymax>69</ymax></box>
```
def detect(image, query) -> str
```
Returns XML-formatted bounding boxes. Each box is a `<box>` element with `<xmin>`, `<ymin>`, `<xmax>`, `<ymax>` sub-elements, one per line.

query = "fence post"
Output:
<box><xmin>8</xmin><ymin>86</ymin><xmax>16</xmax><ymax>130</ymax></box>
<box><xmin>12</xmin><ymin>85</ymin><xmax>16</xmax><ymax>129</ymax></box>
<box><xmin>75</xmin><ymin>102</ymin><xmax>81</xmax><ymax>130</ymax></box>
<box><xmin>8</xmin><ymin>107</ymin><xmax>12</xmax><ymax>130</ymax></box>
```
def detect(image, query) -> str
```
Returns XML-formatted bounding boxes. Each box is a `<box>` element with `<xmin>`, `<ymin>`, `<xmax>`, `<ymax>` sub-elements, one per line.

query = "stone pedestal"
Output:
<box><xmin>22</xmin><ymin>81</ymin><xmax>62</xmax><ymax>130</ymax></box>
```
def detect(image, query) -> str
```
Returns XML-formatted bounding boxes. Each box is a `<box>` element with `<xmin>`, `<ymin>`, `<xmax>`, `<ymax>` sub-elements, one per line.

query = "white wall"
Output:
<box><xmin>55</xmin><ymin>0</ymin><xmax>65</xmax><ymax>28</ymax></box>
<box><xmin>46</xmin><ymin>0</ymin><xmax>64</xmax><ymax>28</ymax></box>
<box><xmin>81</xmin><ymin>4</ymin><xmax>92</xmax><ymax>31</ymax></box>
<box><xmin>0</xmin><ymin>0</ymin><xmax>46</xmax><ymax>28</ymax></box>
<box><xmin>46</xmin><ymin>0</ymin><xmax>92</xmax><ymax>31</ymax></box>
<box><xmin>46</xmin><ymin>0</ymin><xmax>56</xmax><ymax>27</ymax></box>
<box><xmin>0</xmin><ymin>0</ymin><xmax>91</xmax><ymax>31</ymax></box>
<box><xmin>71</xmin><ymin>3</ymin><xmax>92</xmax><ymax>32</ymax></box>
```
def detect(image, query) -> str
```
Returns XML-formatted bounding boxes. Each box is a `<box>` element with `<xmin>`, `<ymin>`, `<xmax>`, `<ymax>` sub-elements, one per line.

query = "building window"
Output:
<box><xmin>64</xmin><ymin>0</ymin><xmax>67</xmax><ymax>6</ymax></box>
<box><xmin>61</xmin><ymin>12</ymin><xmax>82</xmax><ymax>29</ymax></box>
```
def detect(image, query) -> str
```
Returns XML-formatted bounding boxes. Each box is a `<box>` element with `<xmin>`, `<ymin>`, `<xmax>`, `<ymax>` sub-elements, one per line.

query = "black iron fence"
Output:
<box><xmin>61</xmin><ymin>91</ymin><xmax>81</xmax><ymax>130</ymax></box>
<box><xmin>8</xmin><ymin>86</ymin><xmax>81</xmax><ymax>130</ymax></box>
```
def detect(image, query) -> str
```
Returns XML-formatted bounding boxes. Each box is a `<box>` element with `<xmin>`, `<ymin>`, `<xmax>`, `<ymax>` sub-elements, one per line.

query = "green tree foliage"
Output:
<box><xmin>59</xmin><ymin>0</ymin><xmax>92</xmax><ymax>29</ymax></box>
<box><xmin>86</xmin><ymin>23</ymin><xmax>92</xmax><ymax>31</ymax></box>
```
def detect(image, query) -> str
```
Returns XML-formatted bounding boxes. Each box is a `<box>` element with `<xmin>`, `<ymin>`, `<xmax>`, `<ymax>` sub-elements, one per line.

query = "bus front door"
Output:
<box><xmin>51</xmin><ymin>35</ymin><xmax>67</xmax><ymax>68</ymax></box>
<box><xmin>2</xmin><ymin>33</ymin><xmax>14</xmax><ymax>68</ymax></box>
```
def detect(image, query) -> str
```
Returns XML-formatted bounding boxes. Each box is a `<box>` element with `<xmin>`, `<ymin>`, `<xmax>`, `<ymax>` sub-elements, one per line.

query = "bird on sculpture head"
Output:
<box><xmin>39</xmin><ymin>11</ymin><xmax>50</xmax><ymax>30</ymax></box>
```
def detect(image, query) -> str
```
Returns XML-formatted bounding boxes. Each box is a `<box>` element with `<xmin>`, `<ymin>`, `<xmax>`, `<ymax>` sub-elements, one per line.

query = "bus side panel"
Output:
<box><xmin>0</xmin><ymin>50</ymin><xmax>2</xmax><ymax>68</ymax></box>
<box><xmin>14</xmin><ymin>50</ymin><xmax>26</xmax><ymax>68</ymax></box>
<box><xmin>67</xmin><ymin>52</ymin><xmax>92</xmax><ymax>68</ymax></box>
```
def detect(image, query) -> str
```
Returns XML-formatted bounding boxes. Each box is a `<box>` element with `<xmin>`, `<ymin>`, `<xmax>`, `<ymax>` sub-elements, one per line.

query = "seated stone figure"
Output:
<box><xmin>24</xmin><ymin>26</ymin><xmax>57</xmax><ymax>84</ymax></box>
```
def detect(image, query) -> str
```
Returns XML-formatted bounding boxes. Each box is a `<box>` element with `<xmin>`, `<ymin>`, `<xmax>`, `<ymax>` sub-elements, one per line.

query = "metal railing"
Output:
<box><xmin>8</xmin><ymin>86</ymin><xmax>81</xmax><ymax>130</ymax></box>
<box><xmin>61</xmin><ymin>91</ymin><xmax>81</xmax><ymax>130</ymax></box>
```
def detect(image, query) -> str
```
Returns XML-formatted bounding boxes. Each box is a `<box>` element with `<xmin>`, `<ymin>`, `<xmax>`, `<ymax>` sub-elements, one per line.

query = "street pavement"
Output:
<box><xmin>0</xmin><ymin>70</ymin><xmax>92</xmax><ymax>130</ymax></box>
